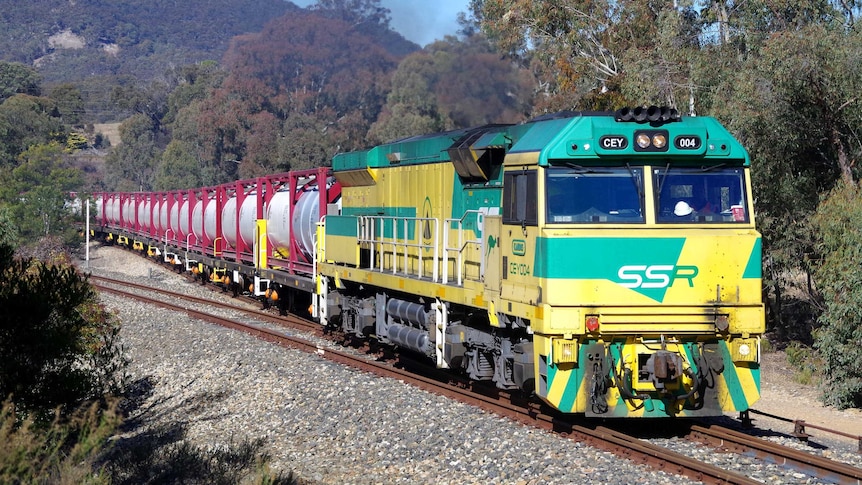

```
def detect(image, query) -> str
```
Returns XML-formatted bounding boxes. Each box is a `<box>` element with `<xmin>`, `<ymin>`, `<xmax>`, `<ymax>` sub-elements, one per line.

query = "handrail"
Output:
<box><xmin>186</xmin><ymin>233</ymin><xmax>197</xmax><ymax>251</ymax></box>
<box><xmin>443</xmin><ymin>210</ymin><xmax>485</xmax><ymax>286</ymax></box>
<box><xmin>357</xmin><ymin>215</ymin><xmax>439</xmax><ymax>282</ymax></box>
<box><xmin>354</xmin><ymin>211</ymin><xmax>483</xmax><ymax>287</ymax></box>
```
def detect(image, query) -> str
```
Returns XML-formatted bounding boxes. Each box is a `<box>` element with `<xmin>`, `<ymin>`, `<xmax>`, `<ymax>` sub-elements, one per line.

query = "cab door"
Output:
<box><xmin>499</xmin><ymin>168</ymin><xmax>542</xmax><ymax>308</ymax></box>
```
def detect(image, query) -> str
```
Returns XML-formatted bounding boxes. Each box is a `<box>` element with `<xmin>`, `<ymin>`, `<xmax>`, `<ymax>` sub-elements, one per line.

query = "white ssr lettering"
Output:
<box><xmin>618</xmin><ymin>265</ymin><xmax>675</xmax><ymax>289</ymax></box>
<box><xmin>618</xmin><ymin>265</ymin><xmax>646</xmax><ymax>288</ymax></box>
<box><xmin>642</xmin><ymin>265</ymin><xmax>674</xmax><ymax>288</ymax></box>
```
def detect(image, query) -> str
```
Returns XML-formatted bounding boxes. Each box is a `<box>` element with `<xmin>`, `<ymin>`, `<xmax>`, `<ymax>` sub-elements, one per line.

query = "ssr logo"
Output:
<box><xmin>617</xmin><ymin>265</ymin><xmax>699</xmax><ymax>289</ymax></box>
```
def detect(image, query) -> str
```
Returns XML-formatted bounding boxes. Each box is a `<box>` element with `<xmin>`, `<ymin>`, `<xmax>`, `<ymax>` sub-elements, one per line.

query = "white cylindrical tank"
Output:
<box><xmin>204</xmin><ymin>198</ymin><xmax>218</xmax><ymax>241</ymax></box>
<box><xmin>221</xmin><ymin>197</ymin><xmax>238</xmax><ymax>246</ymax></box>
<box><xmin>179</xmin><ymin>199</ymin><xmax>191</xmax><ymax>237</ymax></box>
<box><xmin>169</xmin><ymin>201</ymin><xmax>180</xmax><ymax>236</ymax></box>
<box><xmin>292</xmin><ymin>187</ymin><xmax>321</xmax><ymax>259</ymax></box>
<box><xmin>152</xmin><ymin>200</ymin><xmax>161</xmax><ymax>231</ymax></box>
<box><xmin>238</xmin><ymin>194</ymin><xmax>258</xmax><ymax>248</ymax></box>
<box><xmin>138</xmin><ymin>200</ymin><xmax>151</xmax><ymax>230</ymax></box>
<box><xmin>266</xmin><ymin>191</ymin><xmax>292</xmax><ymax>256</ymax></box>
<box><xmin>161</xmin><ymin>201</ymin><xmax>170</xmax><ymax>234</ymax></box>
<box><xmin>121</xmin><ymin>199</ymin><xmax>134</xmax><ymax>226</ymax></box>
<box><xmin>110</xmin><ymin>198</ymin><xmax>120</xmax><ymax>224</ymax></box>
<box><xmin>95</xmin><ymin>197</ymin><xmax>104</xmax><ymax>221</ymax></box>
<box><xmin>192</xmin><ymin>198</ymin><xmax>207</xmax><ymax>242</ymax></box>
<box><xmin>221</xmin><ymin>193</ymin><xmax>258</xmax><ymax>249</ymax></box>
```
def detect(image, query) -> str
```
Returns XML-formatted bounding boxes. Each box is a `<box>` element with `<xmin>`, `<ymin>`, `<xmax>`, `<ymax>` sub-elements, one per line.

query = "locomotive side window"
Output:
<box><xmin>503</xmin><ymin>170</ymin><xmax>538</xmax><ymax>226</ymax></box>
<box><xmin>545</xmin><ymin>167</ymin><xmax>645</xmax><ymax>223</ymax></box>
<box><xmin>654</xmin><ymin>167</ymin><xmax>749</xmax><ymax>223</ymax></box>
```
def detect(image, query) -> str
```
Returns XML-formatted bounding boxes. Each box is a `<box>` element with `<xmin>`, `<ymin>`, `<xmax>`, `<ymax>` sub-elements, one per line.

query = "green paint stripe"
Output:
<box><xmin>340</xmin><ymin>206</ymin><xmax>418</xmax><ymax>239</ymax></box>
<box><xmin>534</xmin><ymin>237</ymin><xmax>686</xmax><ymax>302</ymax></box>
<box><xmin>743</xmin><ymin>238</ymin><xmax>762</xmax><ymax>279</ymax></box>
<box><xmin>326</xmin><ymin>215</ymin><xmax>358</xmax><ymax>237</ymax></box>
<box><xmin>557</xmin><ymin>364</ymin><xmax>580</xmax><ymax>413</ymax></box>
<box><xmin>534</xmin><ymin>237</ymin><xmax>686</xmax><ymax>279</ymax></box>
<box><xmin>546</xmin><ymin>357</ymin><xmax>557</xmax><ymax>397</ymax></box>
<box><xmin>718</xmin><ymin>341</ymin><xmax>748</xmax><ymax>410</ymax></box>
<box><xmin>341</xmin><ymin>206</ymin><xmax>417</xmax><ymax>218</ymax></box>
<box><xmin>750</xmin><ymin>360</ymin><xmax>761</xmax><ymax>394</ymax></box>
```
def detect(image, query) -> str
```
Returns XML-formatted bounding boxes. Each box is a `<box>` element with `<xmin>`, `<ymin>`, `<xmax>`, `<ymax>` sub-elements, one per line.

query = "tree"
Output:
<box><xmin>369</xmin><ymin>35</ymin><xmax>533</xmax><ymax>142</ymax></box>
<box><xmin>0</xmin><ymin>62</ymin><xmax>41</xmax><ymax>103</ymax></box>
<box><xmin>0</xmin><ymin>142</ymin><xmax>84</xmax><ymax>243</ymax></box>
<box><xmin>163</xmin><ymin>61</ymin><xmax>225</xmax><ymax>126</ymax></box>
<box><xmin>0</xmin><ymin>206</ymin><xmax>17</xmax><ymax>247</ymax></box>
<box><xmin>153</xmin><ymin>140</ymin><xmax>204</xmax><ymax>190</ymax></box>
<box><xmin>183</xmin><ymin>8</ymin><xmax>401</xmax><ymax>177</ymax></box>
<box><xmin>473</xmin><ymin>0</ymin><xmax>699</xmax><ymax>110</ymax></box>
<box><xmin>0</xmin><ymin>243</ymin><xmax>127</xmax><ymax>415</ymax></box>
<box><xmin>103</xmin><ymin>114</ymin><xmax>163</xmax><ymax>191</ymax></box>
<box><xmin>309</xmin><ymin>0</ymin><xmax>418</xmax><ymax>54</ymax></box>
<box><xmin>706</xmin><ymin>24</ymin><xmax>862</xmax><ymax>341</ymax></box>
<box><xmin>0</xmin><ymin>94</ymin><xmax>66</xmax><ymax>167</ymax></box>
<box><xmin>810</xmin><ymin>182</ymin><xmax>862</xmax><ymax>408</ymax></box>
<box><xmin>48</xmin><ymin>84</ymin><xmax>85</xmax><ymax>127</ymax></box>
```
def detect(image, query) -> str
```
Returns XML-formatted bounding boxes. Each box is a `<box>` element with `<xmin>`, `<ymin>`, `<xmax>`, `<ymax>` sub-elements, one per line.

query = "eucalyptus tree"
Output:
<box><xmin>369</xmin><ymin>34</ymin><xmax>534</xmax><ymax>143</ymax></box>
<box><xmin>103</xmin><ymin>114</ymin><xmax>162</xmax><ymax>191</ymax></box>
<box><xmin>471</xmin><ymin>0</ymin><xmax>702</xmax><ymax>111</ymax></box>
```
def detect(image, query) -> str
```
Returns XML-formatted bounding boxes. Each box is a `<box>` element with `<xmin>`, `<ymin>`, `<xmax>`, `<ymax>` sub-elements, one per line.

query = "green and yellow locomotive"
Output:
<box><xmin>316</xmin><ymin>107</ymin><xmax>763</xmax><ymax>418</ymax></box>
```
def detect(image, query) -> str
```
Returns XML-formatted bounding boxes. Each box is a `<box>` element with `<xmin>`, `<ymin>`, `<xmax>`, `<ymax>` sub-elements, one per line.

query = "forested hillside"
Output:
<box><xmin>0</xmin><ymin>0</ymin><xmax>416</xmax><ymax>122</ymax></box>
<box><xmin>0</xmin><ymin>0</ymin><xmax>300</xmax><ymax>120</ymax></box>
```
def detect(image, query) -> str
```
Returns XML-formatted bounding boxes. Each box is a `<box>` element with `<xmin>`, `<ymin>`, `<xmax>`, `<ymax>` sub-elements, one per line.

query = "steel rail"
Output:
<box><xmin>89</xmin><ymin>274</ymin><xmax>320</xmax><ymax>333</ymax></box>
<box><xmin>689</xmin><ymin>424</ymin><xmax>862</xmax><ymax>484</ymax></box>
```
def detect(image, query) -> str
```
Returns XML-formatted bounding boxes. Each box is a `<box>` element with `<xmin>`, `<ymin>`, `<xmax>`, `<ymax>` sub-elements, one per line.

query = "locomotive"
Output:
<box><xmin>95</xmin><ymin>106</ymin><xmax>764</xmax><ymax>418</ymax></box>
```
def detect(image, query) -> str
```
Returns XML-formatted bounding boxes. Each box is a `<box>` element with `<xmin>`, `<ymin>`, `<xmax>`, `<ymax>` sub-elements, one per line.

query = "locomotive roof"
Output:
<box><xmin>331</xmin><ymin>111</ymin><xmax>749</xmax><ymax>172</ymax></box>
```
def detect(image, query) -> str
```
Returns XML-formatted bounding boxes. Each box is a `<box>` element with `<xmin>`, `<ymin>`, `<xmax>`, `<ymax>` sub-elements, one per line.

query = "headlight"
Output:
<box><xmin>636</xmin><ymin>133</ymin><xmax>651</xmax><ymax>149</ymax></box>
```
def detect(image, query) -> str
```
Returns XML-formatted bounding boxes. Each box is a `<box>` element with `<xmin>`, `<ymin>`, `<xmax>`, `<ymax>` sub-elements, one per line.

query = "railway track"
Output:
<box><xmin>90</xmin><ymin>275</ymin><xmax>862</xmax><ymax>485</ymax></box>
<box><xmin>687</xmin><ymin>424</ymin><xmax>862</xmax><ymax>484</ymax></box>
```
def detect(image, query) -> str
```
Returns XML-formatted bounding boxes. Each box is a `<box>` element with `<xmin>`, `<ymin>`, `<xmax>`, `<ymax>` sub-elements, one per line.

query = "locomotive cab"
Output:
<box><xmin>501</xmin><ymin>110</ymin><xmax>764</xmax><ymax>417</ymax></box>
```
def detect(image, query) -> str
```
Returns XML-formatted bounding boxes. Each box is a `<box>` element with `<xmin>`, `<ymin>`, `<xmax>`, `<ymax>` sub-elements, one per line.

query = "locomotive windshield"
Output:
<box><xmin>654</xmin><ymin>166</ymin><xmax>749</xmax><ymax>223</ymax></box>
<box><xmin>546</xmin><ymin>167</ymin><xmax>644</xmax><ymax>223</ymax></box>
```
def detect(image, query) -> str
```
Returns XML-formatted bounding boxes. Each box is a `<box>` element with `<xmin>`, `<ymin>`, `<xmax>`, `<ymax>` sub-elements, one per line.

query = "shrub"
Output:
<box><xmin>784</xmin><ymin>341</ymin><xmax>822</xmax><ymax>386</ymax></box>
<box><xmin>810</xmin><ymin>182</ymin><xmax>862</xmax><ymax>408</ymax></box>
<box><xmin>0</xmin><ymin>243</ymin><xmax>128</xmax><ymax>417</ymax></box>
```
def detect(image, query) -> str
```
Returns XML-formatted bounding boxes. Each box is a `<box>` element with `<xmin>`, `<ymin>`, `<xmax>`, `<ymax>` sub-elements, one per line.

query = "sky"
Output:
<box><xmin>291</xmin><ymin>0</ymin><xmax>471</xmax><ymax>46</ymax></box>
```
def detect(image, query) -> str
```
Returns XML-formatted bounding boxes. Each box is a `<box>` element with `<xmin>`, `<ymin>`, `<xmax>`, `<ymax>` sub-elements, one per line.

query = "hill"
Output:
<box><xmin>0</xmin><ymin>0</ymin><xmax>301</xmax><ymax>121</ymax></box>
<box><xmin>0</xmin><ymin>0</ymin><xmax>419</xmax><ymax>123</ymax></box>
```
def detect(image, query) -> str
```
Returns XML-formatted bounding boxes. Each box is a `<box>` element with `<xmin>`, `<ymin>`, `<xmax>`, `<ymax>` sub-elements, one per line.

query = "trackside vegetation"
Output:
<box><xmin>0</xmin><ymin>242</ymin><xmax>299</xmax><ymax>483</ymax></box>
<box><xmin>811</xmin><ymin>183</ymin><xmax>862</xmax><ymax>408</ymax></box>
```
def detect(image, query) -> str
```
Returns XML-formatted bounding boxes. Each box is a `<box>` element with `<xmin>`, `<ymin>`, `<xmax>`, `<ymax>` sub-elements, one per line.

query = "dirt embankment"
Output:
<box><xmin>754</xmin><ymin>351</ymin><xmax>862</xmax><ymax>441</ymax></box>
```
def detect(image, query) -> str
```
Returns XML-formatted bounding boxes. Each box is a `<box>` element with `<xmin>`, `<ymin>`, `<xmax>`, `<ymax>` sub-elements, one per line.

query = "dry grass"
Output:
<box><xmin>93</xmin><ymin>123</ymin><xmax>122</xmax><ymax>146</ymax></box>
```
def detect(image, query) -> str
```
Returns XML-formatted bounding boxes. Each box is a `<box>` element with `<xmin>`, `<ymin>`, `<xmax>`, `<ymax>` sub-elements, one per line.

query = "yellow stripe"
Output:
<box><xmin>546</xmin><ymin>367</ymin><xmax>569</xmax><ymax>407</ymax></box>
<box><xmin>734</xmin><ymin>364</ymin><xmax>761</xmax><ymax>405</ymax></box>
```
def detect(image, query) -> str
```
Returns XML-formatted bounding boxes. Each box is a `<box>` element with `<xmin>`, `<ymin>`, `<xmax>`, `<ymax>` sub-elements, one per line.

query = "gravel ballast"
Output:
<box><xmin>81</xmin><ymin>244</ymin><xmax>862</xmax><ymax>484</ymax></box>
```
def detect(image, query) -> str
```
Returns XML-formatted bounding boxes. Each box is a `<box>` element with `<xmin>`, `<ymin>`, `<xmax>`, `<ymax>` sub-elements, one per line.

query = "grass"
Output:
<box><xmin>1</xmin><ymin>382</ymin><xmax>302</xmax><ymax>484</ymax></box>
<box><xmin>784</xmin><ymin>341</ymin><xmax>823</xmax><ymax>386</ymax></box>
